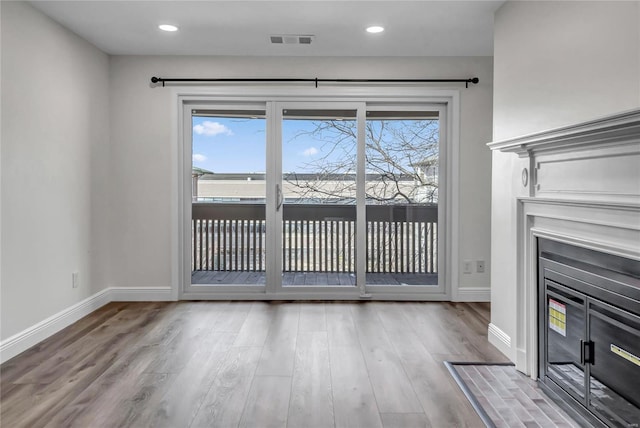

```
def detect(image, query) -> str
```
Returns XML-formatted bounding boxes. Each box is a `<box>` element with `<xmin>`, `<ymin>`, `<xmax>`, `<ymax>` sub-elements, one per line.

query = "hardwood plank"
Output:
<box><xmin>1</xmin><ymin>302</ymin><xmax>129</xmax><ymax>385</ymax></box>
<box><xmin>288</xmin><ymin>331</ymin><xmax>334</xmax><ymax>428</ymax></box>
<box><xmin>233</xmin><ymin>302</ymin><xmax>275</xmax><ymax>346</ymax></box>
<box><xmin>13</xmin><ymin>305</ymin><xmax>156</xmax><ymax>385</ymax></box>
<box><xmin>373</xmin><ymin>302</ymin><xmax>411</xmax><ymax>333</ymax></box>
<box><xmin>380</xmin><ymin>412</ymin><xmax>432</xmax><ymax>428</ymax></box>
<box><xmin>130</xmin><ymin>331</ymin><xmax>236</xmax><ymax>428</ymax></box>
<box><xmin>212</xmin><ymin>302</ymin><xmax>252</xmax><ymax>333</ymax></box>
<box><xmin>40</xmin><ymin>339</ymin><xmax>162</xmax><ymax>428</ymax></box>
<box><xmin>329</xmin><ymin>345</ymin><xmax>383</xmax><ymax>428</ymax></box>
<box><xmin>326</xmin><ymin>303</ymin><xmax>359</xmax><ymax>347</ymax></box>
<box><xmin>254</xmin><ymin>303</ymin><xmax>300</xmax><ymax>376</ymax></box>
<box><xmin>238</xmin><ymin>375</ymin><xmax>292</xmax><ymax>428</ymax></box>
<box><xmin>350</xmin><ymin>304</ymin><xmax>423</xmax><ymax>414</ymax></box>
<box><xmin>110</xmin><ymin>372</ymin><xmax>177</xmax><ymax>428</ymax></box>
<box><xmin>138</xmin><ymin>302</ymin><xmax>190</xmax><ymax>347</ymax></box>
<box><xmin>298</xmin><ymin>302</ymin><xmax>327</xmax><ymax>332</ymax></box>
<box><xmin>0</xmin><ymin>383</ymin><xmax>43</xmax><ymax>427</ymax></box>
<box><xmin>190</xmin><ymin>346</ymin><xmax>262</xmax><ymax>428</ymax></box>
<box><xmin>402</xmin><ymin>303</ymin><xmax>470</xmax><ymax>356</ymax></box>
<box><xmin>6</xmin><ymin>308</ymin><xmax>165</xmax><ymax>428</ymax></box>
<box><xmin>447</xmin><ymin>303</ymin><xmax>508</xmax><ymax>361</ymax></box>
<box><xmin>144</xmin><ymin>304</ymin><xmax>222</xmax><ymax>374</ymax></box>
<box><xmin>383</xmin><ymin>327</ymin><xmax>483</xmax><ymax>428</ymax></box>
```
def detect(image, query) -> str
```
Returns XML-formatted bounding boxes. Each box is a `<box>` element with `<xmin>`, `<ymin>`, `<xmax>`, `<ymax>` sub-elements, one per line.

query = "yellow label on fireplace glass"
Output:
<box><xmin>548</xmin><ymin>298</ymin><xmax>566</xmax><ymax>337</ymax></box>
<box><xmin>611</xmin><ymin>344</ymin><xmax>640</xmax><ymax>367</ymax></box>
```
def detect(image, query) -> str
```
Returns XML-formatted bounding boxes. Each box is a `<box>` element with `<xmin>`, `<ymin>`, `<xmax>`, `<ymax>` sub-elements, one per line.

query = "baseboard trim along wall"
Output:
<box><xmin>109</xmin><ymin>286</ymin><xmax>174</xmax><ymax>302</ymax></box>
<box><xmin>455</xmin><ymin>286</ymin><xmax>491</xmax><ymax>302</ymax></box>
<box><xmin>488</xmin><ymin>322</ymin><xmax>513</xmax><ymax>360</ymax></box>
<box><xmin>0</xmin><ymin>289</ymin><xmax>112</xmax><ymax>364</ymax></box>
<box><xmin>0</xmin><ymin>286</ymin><xmax>172</xmax><ymax>364</ymax></box>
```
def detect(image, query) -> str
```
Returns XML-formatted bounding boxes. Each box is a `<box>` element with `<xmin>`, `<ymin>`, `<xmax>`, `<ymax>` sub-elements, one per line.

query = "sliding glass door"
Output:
<box><xmin>364</xmin><ymin>110</ymin><xmax>441</xmax><ymax>289</ymax></box>
<box><xmin>188</xmin><ymin>107</ymin><xmax>268</xmax><ymax>292</ymax></box>
<box><xmin>276</xmin><ymin>105</ymin><xmax>361</xmax><ymax>292</ymax></box>
<box><xmin>184</xmin><ymin>100</ymin><xmax>445</xmax><ymax>297</ymax></box>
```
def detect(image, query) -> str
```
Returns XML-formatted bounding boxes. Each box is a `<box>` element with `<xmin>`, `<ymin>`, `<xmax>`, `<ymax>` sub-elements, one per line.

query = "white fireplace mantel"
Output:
<box><xmin>489</xmin><ymin>109</ymin><xmax>640</xmax><ymax>377</ymax></box>
<box><xmin>487</xmin><ymin>109</ymin><xmax>640</xmax><ymax>158</ymax></box>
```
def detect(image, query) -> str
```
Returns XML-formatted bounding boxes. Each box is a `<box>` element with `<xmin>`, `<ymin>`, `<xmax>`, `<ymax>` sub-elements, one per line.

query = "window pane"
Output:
<box><xmin>281</xmin><ymin>109</ymin><xmax>357</xmax><ymax>287</ymax></box>
<box><xmin>365</xmin><ymin>112</ymin><xmax>439</xmax><ymax>286</ymax></box>
<box><xmin>191</xmin><ymin>112</ymin><xmax>267</xmax><ymax>286</ymax></box>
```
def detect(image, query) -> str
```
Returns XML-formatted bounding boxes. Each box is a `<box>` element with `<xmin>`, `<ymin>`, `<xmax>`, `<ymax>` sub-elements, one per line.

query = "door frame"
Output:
<box><xmin>171</xmin><ymin>86</ymin><xmax>460</xmax><ymax>301</ymax></box>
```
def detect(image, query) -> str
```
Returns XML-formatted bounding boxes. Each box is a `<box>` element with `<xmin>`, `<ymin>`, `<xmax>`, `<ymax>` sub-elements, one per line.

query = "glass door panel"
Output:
<box><xmin>191</xmin><ymin>109</ymin><xmax>267</xmax><ymax>287</ymax></box>
<box><xmin>545</xmin><ymin>282</ymin><xmax>587</xmax><ymax>404</ymax></box>
<box><xmin>280</xmin><ymin>108</ymin><xmax>358</xmax><ymax>288</ymax></box>
<box><xmin>364</xmin><ymin>111</ymin><xmax>439</xmax><ymax>287</ymax></box>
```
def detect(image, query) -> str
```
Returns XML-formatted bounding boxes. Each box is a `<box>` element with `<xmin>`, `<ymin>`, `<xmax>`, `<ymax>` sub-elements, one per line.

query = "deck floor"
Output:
<box><xmin>191</xmin><ymin>271</ymin><xmax>438</xmax><ymax>286</ymax></box>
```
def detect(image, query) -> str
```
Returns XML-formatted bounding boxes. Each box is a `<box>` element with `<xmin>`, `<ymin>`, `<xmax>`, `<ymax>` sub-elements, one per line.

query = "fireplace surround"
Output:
<box><xmin>488</xmin><ymin>109</ymin><xmax>640</xmax><ymax>426</ymax></box>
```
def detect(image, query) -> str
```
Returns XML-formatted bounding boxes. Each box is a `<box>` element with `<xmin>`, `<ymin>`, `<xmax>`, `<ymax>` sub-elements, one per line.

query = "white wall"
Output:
<box><xmin>0</xmin><ymin>2</ymin><xmax>110</xmax><ymax>340</ymax></box>
<box><xmin>108</xmin><ymin>55</ymin><xmax>494</xmax><ymax>294</ymax></box>
<box><xmin>490</xmin><ymin>1</ymin><xmax>640</xmax><ymax>359</ymax></box>
<box><xmin>0</xmin><ymin>4</ymin><xmax>495</xmax><ymax>343</ymax></box>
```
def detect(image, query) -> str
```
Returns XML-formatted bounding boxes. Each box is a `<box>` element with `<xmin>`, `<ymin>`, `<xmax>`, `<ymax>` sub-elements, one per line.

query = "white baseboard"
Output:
<box><xmin>109</xmin><ymin>286</ymin><xmax>173</xmax><ymax>301</ymax></box>
<box><xmin>0</xmin><ymin>289</ymin><xmax>111</xmax><ymax>364</ymax></box>
<box><xmin>454</xmin><ymin>286</ymin><xmax>491</xmax><ymax>302</ymax></box>
<box><xmin>488</xmin><ymin>322</ymin><xmax>513</xmax><ymax>360</ymax></box>
<box><xmin>0</xmin><ymin>286</ymin><xmax>174</xmax><ymax>364</ymax></box>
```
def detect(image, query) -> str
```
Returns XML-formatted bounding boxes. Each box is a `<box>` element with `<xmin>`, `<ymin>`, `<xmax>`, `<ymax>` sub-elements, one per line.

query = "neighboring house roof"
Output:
<box><xmin>192</xmin><ymin>167</ymin><xmax>214</xmax><ymax>176</ymax></box>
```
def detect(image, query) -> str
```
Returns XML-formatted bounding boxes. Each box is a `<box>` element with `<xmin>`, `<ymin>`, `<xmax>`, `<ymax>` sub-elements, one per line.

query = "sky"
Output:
<box><xmin>191</xmin><ymin>115</ymin><xmax>438</xmax><ymax>174</ymax></box>
<box><xmin>192</xmin><ymin>115</ymin><xmax>357</xmax><ymax>174</ymax></box>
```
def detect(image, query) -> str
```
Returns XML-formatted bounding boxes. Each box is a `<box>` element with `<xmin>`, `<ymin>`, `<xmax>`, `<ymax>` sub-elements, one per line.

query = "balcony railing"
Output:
<box><xmin>192</xmin><ymin>203</ymin><xmax>437</xmax><ymax>274</ymax></box>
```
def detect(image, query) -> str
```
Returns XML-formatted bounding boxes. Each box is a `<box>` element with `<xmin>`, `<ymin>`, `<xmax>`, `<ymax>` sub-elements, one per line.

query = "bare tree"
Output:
<box><xmin>284</xmin><ymin>119</ymin><xmax>439</xmax><ymax>204</ymax></box>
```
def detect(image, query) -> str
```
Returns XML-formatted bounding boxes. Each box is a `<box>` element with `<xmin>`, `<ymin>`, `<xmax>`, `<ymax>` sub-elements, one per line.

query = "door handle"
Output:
<box><xmin>580</xmin><ymin>340</ymin><xmax>594</xmax><ymax>365</ymax></box>
<box><xmin>276</xmin><ymin>184</ymin><xmax>283</xmax><ymax>211</ymax></box>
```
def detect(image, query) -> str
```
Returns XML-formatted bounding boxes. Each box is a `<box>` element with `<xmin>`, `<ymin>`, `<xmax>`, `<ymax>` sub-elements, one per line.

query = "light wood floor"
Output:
<box><xmin>0</xmin><ymin>301</ymin><xmax>508</xmax><ymax>428</ymax></box>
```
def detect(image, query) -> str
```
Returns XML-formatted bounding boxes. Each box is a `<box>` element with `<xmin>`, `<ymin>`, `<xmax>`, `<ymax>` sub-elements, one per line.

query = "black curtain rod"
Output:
<box><xmin>150</xmin><ymin>76</ymin><xmax>479</xmax><ymax>88</ymax></box>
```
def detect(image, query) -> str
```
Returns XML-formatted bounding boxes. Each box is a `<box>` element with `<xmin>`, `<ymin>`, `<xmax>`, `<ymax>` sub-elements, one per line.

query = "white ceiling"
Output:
<box><xmin>28</xmin><ymin>1</ymin><xmax>504</xmax><ymax>57</ymax></box>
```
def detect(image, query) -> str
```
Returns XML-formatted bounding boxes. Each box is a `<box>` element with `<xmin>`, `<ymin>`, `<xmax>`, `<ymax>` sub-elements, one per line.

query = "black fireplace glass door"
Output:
<box><xmin>545</xmin><ymin>281</ymin><xmax>587</xmax><ymax>404</ymax></box>
<box><xmin>588</xmin><ymin>302</ymin><xmax>640</xmax><ymax>428</ymax></box>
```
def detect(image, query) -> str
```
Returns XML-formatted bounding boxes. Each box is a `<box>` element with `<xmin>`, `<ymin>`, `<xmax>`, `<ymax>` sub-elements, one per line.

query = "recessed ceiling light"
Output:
<box><xmin>158</xmin><ymin>24</ymin><xmax>178</xmax><ymax>32</ymax></box>
<box><xmin>366</xmin><ymin>26</ymin><xmax>384</xmax><ymax>34</ymax></box>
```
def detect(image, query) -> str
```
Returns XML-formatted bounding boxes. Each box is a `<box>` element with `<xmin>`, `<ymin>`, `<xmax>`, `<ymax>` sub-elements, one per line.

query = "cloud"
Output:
<box><xmin>192</xmin><ymin>153</ymin><xmax>207</xmax><ymax>163</ymax></box>
<box><xmin>302</xmin><ymin>147</ymin><xmax>319</xmax><ymax>156</ymax></box>
<box><xmin>193</xmin><ymin>121</ymin><xmax>233</xmax><ymax>137</ymax></box>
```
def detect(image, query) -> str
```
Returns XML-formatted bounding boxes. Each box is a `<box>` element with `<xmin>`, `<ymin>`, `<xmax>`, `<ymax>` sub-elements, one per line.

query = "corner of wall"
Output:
<box><xmin>488</xmin><ymin>322</ymin><xmax>514</xmax><ymax>361</ymax></box>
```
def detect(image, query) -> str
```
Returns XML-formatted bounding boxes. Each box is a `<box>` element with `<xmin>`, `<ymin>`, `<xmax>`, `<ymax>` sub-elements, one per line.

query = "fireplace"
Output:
<box><xmin>537</xmin><ymin>238</ymin><xmax>640</xmax><ymax>427</ymax></box>
<box><xmin>488</xmin><ymin>109</ymin><xmax>640</xmax><ymax>426</ymax></box>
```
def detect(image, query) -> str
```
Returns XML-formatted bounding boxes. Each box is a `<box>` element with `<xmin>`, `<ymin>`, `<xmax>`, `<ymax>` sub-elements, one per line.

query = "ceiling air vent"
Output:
<box><xmin>270</xmin><ymin>35</ymin><xmax>315</xmax><ymax>45</ymax></box>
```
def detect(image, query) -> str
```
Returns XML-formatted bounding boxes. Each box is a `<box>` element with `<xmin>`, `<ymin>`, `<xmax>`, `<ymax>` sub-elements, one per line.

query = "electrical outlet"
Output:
<box><xmin>72</xmin><ymin>272</ymin><xmax>79</xmax><ymax>288</ymax></box>
<box><xmin>476</xmin><ymin>260</ymin><xmax>485</xmax><ymax>273</ymax></box>
<box><xmin>463</xmin><ymin>260</ymin><xmax>473</xmax><ymax>274</ymax></box>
